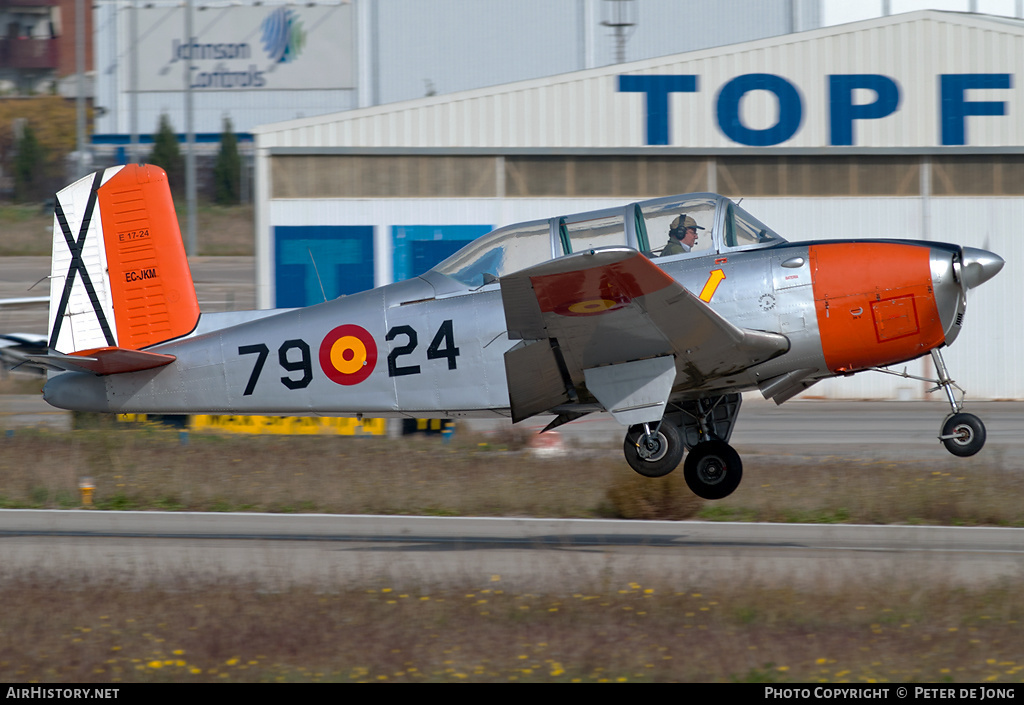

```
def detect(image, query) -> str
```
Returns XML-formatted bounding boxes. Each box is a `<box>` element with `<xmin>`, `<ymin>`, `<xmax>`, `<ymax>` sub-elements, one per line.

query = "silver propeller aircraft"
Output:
<box><xmin>33</xmin><ymin>164</ymin><xmax>1004</xmax><ymax>499</ymax></box>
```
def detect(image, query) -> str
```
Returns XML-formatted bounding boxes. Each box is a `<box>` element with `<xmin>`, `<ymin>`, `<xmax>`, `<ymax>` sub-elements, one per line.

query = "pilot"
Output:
<box><xmin>662</xmin><ymin>215</ymin><xmax>704</xmax><ymax>256</ymax></box>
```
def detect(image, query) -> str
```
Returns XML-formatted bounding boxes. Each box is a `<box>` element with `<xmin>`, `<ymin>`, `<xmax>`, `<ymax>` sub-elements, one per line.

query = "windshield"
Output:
<box><xmin>723</xmin><ymin>201</ymin><xmax>783</xmax><ymax>249</ymax></box>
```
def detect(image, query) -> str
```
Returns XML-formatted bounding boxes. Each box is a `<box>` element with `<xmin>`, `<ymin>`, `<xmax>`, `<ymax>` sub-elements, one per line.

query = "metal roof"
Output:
<box><xmin>255</xmin><ymin>10</ymin><xmax>1024</xmax><ymax>152</ymax></box>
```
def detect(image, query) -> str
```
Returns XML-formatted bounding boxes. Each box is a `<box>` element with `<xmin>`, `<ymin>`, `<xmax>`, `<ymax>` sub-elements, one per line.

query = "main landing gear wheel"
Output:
<box><xmin>683</xmin><ymin>440</ymin><xmax>743</xmax><ymax>500</ymax></box>
<box><xmin>623</xmin><ymin>422</ymin><xmax>684</xmax><ymax>478</ymax></box>
<box><xmin>940</xmin><ymin>413</ymin><xmax>986</xmax><ymax>457</ymax></box>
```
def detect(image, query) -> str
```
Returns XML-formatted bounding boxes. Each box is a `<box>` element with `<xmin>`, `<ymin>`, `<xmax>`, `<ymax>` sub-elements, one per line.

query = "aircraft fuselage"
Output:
<box><xmin>42</xmin><ymin>238</ymin><xmax>986</xmax><ymax>418</ymax></box>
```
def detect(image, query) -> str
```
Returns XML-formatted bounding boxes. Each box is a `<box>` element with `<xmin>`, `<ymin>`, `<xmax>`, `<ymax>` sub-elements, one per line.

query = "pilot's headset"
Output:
<box><xmin>670</xmin><ymin>215</ymin><xmax>702</xmax><ymax>239</ymax></box>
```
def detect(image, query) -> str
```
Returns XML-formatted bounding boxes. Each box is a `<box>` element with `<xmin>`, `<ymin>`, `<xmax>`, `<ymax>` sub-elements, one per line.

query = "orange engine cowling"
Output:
<box><xmin>809</xmin><ymin>242</ymin><xmax>945</xmax><ymax>373</ymax></box>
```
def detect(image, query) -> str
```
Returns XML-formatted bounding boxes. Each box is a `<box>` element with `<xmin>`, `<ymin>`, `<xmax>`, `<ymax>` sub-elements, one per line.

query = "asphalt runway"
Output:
<box><xmin>1</xmin><ymin>511</ymin><xmax>1022</xmax><ymax>591</ymax></box>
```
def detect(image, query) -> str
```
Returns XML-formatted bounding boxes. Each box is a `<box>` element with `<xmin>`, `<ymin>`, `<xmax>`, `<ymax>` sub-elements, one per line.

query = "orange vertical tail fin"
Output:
<box><xmin>46</xmin><ymin>164</ymin><xmax>199</xmax><ymax>373</ymax></box>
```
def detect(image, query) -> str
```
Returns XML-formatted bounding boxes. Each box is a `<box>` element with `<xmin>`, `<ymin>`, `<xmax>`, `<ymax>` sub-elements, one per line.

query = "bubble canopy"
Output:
<box><xmin>432</xmin><ymin>194</ymin><xmax>784</xmax><ymax>288</ymax></box>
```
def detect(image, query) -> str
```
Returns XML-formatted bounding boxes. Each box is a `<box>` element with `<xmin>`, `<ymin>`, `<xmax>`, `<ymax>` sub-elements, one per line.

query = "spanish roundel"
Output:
<box><xmin>319</xmin><ymin>324</ymin><xmax>377</xmax><ymax>385</ymax></box>
<box><xmin>554</xmin><ymin>295</ymin><xmax>630</xmax><ymax>317</ymax></box>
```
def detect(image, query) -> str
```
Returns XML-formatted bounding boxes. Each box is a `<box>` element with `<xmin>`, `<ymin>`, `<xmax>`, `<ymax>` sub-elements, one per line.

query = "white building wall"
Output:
<box><xmin>94</xmin><ymin>1</ymin><xmax>358</xmax><ymax>139</ymax></box>
<box><xmin>372</xmin><ymin>0</ymin><xmax>818</xmax><ymax>105</ymax></box>
<box><xmin>94</xmin><ymin>0</ymin><xmax>817</xmax><ymax>141</ymax></box>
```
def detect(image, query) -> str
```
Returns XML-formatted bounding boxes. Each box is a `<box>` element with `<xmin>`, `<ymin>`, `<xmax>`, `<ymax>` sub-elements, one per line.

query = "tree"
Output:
<box><xmin>213</xmin><ymin>117</ymin><xmax>241</xmax><ymax>205</ymax></box>
<box><xmin>13</xmin><ymin>123</ymin><xmax>45</xmax><ymax>202</ymax></box>
<box><xmin>0</xmin><ymin>97</ymin><xmax>81</xmax><ymax>202</ymax></box>
<box><xmin>148</xmin><ymin>114</ymin><xmax>183</xmax><ymax>193</ymax></box>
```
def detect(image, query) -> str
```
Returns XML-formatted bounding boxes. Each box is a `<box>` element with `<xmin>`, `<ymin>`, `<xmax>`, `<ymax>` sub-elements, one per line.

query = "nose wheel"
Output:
<box><xmin>931</xmin><ymin>349</ymin><xmax>987</xmax><ymax>457</ymax></box>
<box><xmin>940</xmin><ymin>412</ymin><xmax>986</xmax><ymax>457</ymax></box>
<box><xmin>871</xmin><ymin>349</ymin><xmax>988</xmax><ymax>457</ymax></box>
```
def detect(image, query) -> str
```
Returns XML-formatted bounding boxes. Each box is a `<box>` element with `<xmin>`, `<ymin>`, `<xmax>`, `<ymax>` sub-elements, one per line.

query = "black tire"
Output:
<box><xmin>683</xmin><ymin>440</ymin><xmax>743</xmax><ymax>500</ymax></box>
<box><xmin>623</xmin><ymin>422</ymin><xmax>684</xmax><ymax>478</ymax></box>
<box><xmin>941</xmin><ymin>413</ymin><xmax>986</xmax><ymax>457</ymax></box>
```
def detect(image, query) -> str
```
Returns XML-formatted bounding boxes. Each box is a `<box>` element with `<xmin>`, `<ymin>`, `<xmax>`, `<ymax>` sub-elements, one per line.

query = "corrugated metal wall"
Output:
<box><xmin>256</xmin><ymin>11</ymin><xmax>1024</xmax><ymax>149</ymax></box>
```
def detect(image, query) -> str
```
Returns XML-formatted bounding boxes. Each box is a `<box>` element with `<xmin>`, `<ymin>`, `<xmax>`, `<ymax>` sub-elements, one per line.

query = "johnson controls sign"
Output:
<box><xmin>619</xmin><ymin>73</ymin><xmax>1014</xmax><ymax>147</ymax></box>
<box><xmin>135</xmin><ymin>4</ymin><xmax>354</xmax><ymax>92</ymax></box>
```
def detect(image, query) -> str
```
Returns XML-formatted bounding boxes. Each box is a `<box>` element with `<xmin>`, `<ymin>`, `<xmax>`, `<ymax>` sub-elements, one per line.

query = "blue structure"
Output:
<box><xmin>274</xmin><ymin>225</ymin><xmax>375</xmax><ymax>307</ymax></box>
<box><xmin>391</xmin><ymin>225</ymin><xmax>492</xmax><ymax>283</ymax></box>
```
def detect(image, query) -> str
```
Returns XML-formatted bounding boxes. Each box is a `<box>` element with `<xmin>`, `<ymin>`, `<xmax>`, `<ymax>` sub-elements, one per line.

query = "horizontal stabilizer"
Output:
<box><xmin>26</xmin><ymin>347</ymin><xmax>175</xmax><ymax>375</ymax></box>
<box><xmin>0</xmin><ymin>296</ymin><xmax>49</xmax><ymax>307</ymax></box>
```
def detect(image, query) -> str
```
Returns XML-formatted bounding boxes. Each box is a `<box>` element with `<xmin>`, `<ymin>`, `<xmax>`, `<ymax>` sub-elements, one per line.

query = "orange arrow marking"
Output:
<box><xmin>699</xmin><ymin>268</ymin><xmax>726</xmax><ymax>302</ymax></box>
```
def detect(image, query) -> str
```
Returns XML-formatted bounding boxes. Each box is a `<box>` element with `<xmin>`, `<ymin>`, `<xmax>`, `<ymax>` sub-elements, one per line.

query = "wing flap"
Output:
<box><xmin>583</xmin><ymin>355</ymin><xmax>676</xmax><ymax>426</ymax></box>
<box><xmin>499</xmin><ymin>247</ymin><xmax>789</xmax><ymax>420</ymax></box>
<box><xmin>504</xmin><ymin>340</ymin><xmax>571</xmax><ymax>423</ymax></box>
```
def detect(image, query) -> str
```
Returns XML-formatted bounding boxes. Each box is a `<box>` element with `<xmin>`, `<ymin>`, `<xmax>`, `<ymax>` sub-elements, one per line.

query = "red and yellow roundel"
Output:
<box><xmin>554</xmin><ymin>296</ymin><xmax>629</xmax><ymax>317</ymax></box>
<box><xmin>319</xmin><ymin>324</ymin><xmax>377</xmax><ymax>385</ymax></box>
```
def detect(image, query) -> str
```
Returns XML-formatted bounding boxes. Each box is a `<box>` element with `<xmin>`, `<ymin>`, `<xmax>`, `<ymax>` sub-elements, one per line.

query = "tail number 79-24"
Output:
<box><xmin>237</xmin><ymin>320</ymin><xmax>460</xmax><ymax>395</ymax></box>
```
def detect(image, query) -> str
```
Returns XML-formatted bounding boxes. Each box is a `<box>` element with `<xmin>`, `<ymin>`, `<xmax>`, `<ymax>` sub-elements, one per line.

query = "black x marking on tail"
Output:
<box><xmin>48</xmin><ymin>170</ymin><xmax>117</xmax><ymax>351</ymax></box>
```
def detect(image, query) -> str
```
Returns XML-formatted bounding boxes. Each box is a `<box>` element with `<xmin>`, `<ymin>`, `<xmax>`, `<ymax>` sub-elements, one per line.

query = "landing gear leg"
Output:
<box><xmin>673</xmin><ymin>395</ymin><xmax>745</xmax><ymax>499</ymax></box>
<box><xmin>621</xmin><ymin>395</ymin><xmax>746</xmax><ymax>498</ymax></box>
<box><xmin>932</xmin><ymin>349</ymin><xmax>986</xmax><ymax>457</ymax></box>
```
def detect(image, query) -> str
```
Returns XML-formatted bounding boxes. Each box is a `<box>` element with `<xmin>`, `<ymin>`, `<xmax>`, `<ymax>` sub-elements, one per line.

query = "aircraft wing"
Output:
<box><xmin>0</xmin><ymin>333</ymin><xmax>48</xmax><ymax>375</ymax></box>
<box><xmin>499</xmin><ymin>247</ymin><xmax>789</xmax><ymax>424</ymax></box>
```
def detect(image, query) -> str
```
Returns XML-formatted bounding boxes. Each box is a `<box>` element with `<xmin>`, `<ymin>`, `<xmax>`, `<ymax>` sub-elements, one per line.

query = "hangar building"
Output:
<box><xmin>92</xmin><ymin>0</ymin><xmax>820</xmax><ymax>154</ymax></box>
<box><xmin>253</xmin><ymin>10</ymin><xmax>1022</xmax><ymax>400</ymax></box>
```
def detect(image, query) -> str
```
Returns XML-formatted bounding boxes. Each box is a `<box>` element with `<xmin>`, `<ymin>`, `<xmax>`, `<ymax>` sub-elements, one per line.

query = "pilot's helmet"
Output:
<box><xmin>670</xmin><ymin>215</ymin><xmax>704</xmax><ymax>237</ymax></box>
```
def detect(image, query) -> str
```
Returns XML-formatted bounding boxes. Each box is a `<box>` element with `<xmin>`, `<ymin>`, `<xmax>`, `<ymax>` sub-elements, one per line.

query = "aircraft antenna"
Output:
<box><xmin>308</xmin><ymin>248</ymin><xmax>327</xmax><ymax>303</ymax></box>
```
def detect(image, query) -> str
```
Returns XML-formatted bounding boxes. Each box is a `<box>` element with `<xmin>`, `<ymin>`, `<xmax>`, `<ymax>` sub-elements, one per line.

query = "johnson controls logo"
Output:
<box><xmin>261</xmin><ymin>8</ymin><xmax>306</xmax><ymax>64</ymax></box>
